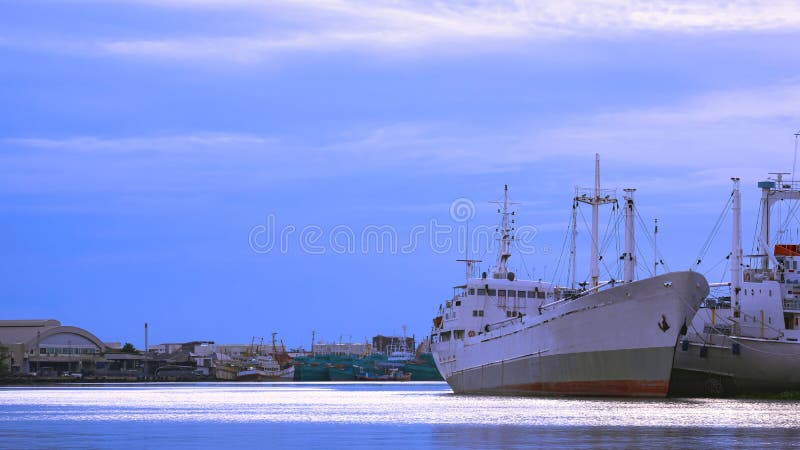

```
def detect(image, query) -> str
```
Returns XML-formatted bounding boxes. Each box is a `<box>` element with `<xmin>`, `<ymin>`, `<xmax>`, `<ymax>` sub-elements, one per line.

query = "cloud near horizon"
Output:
<box><xmin>3</xmin><ymin>82</ymin><xmax>797</xmax><ymax>194</ymax></box>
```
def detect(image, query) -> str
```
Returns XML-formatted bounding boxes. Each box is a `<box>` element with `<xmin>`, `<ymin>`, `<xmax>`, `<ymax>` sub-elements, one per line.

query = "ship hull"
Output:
<box><xmin>449</xmin><ymin>347</ymin><xmax>674</xmax><ymax>396</ymax></box>
<box><xmin>671</xmin><ymin>331</ymin><xmax>800</xmax><ymax>396</ymax></box>
<box><xmin>432</xmin><ymin>271</ymin><xmax>708</xmax><ymax>397</ymax></box>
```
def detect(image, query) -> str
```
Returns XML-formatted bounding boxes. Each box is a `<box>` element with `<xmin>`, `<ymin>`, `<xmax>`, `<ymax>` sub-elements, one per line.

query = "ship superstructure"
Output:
<box><xmin>430</xmin><ymin>155</ymin><xmax>709</xmax><ymax>396</ymax></box>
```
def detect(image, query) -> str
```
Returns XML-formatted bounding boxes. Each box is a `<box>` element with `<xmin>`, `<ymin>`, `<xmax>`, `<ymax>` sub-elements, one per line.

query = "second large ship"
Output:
<box><xmin>430</xmin><ymin>155</ymin><xmax>709</xmax><ymax>397</ymax></box>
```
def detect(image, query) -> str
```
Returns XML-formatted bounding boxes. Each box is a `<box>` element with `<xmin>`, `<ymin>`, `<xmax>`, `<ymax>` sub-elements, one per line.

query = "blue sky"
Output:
<box><xmin>2</xmin><ymin>0</ymin><xmax>800</xmax><ymax>349</ymax></box>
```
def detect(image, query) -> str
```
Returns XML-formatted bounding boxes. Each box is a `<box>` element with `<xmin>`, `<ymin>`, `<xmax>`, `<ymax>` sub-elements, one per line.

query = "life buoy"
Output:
<box><xmin>468</xmin><ymin>330</ymin><xmax>476</xmax><ymax>337</ymax></box>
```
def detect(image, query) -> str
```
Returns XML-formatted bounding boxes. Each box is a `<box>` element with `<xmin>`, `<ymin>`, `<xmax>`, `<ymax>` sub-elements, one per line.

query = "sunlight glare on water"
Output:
<box><xmin>1</xmin><ymin>382</ymin><xmax>799</xmax><ymax>449</ymax></box>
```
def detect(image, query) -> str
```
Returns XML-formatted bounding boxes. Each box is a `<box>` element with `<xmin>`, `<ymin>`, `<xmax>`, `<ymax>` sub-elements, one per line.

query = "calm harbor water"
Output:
<box><xmin>1</xmin><ymin>382</ymin><xmax>799</xmax><ymax>449</ymax></box>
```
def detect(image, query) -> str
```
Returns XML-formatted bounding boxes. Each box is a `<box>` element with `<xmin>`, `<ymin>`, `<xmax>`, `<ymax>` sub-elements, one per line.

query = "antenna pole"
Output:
<box><xmin>144</xmin><ymin>322</ymin><xmax>148</xmax><ymax>379</ymax></box>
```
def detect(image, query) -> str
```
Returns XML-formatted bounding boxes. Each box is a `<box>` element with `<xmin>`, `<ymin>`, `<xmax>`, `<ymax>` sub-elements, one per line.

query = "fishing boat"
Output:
<box><xmin>430</xmin><ymin>155</ymin><xmax>709</xmax><ymax>397</ymax></box>
<box><xmin>235</xmin><ymin>354</ymin><xmax>294</xmax><ymax>381</ymax></box>
<box><xmin>671</xmin><ymin>174</ymin><xmax>800</xmax><ymax>395</ymax></box>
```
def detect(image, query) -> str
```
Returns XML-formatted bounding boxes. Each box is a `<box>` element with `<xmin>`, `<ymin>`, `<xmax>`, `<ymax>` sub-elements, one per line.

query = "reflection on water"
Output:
<box><xmin>0</xmin><ymin>382</ymin><xmax>798</xmax><ymax>449</ymax></box>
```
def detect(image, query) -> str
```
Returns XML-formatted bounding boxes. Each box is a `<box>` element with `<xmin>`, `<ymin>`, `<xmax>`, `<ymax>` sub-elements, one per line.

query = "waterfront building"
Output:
<box><xmin>0</xmin><ymin>319</ymin><xmax>106</xmax><ymax>376</ymax></box>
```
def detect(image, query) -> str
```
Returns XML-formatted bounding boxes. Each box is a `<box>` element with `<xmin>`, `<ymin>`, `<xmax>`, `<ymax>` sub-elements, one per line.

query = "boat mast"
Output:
<box><xmin>591</xmin><ymin>155</ymin><xmax>600</xmax><ymax>288</ymax></box>
<box><xmin>623</xmin><ymin>188</ymin><xmax>636</xmax><ymax>283</ymax></box>
<box><xmin>492</xmin><ymin>184</ymin><xmax>515</xmax><ymax>279</ymax></box>
<box><xmin>760</xmin><ymin>176</ymin><xmax>773</xmax><ymax>271</ymax></box>
<box><xmin>575</xmin><ymin>154</ymin><xmax>616</xmax><ymax>290</ymax></box>
<box><xmin>570</xmin><ymin>190</ymin><xmax>578</xmax><ymax>289</ymax></box>
<box><xmin>759</xmin><ymin>172</ymin><xmax>800</xmax><ymax>271</ymax></box>
<box><xmin>731</xmin><ymin>177</ymin><xmax>742</xmax><ymax>310</ymax></box>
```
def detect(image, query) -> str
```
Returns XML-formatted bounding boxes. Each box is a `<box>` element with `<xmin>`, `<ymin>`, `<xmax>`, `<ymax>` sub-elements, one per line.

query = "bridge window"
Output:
<box><xmin>487</xmin><ymin>289</ymin><xmax>496</xmax><ymax>296</ymax></box>
<box><xmin>468</xmin><ymin>288</ymin><xmax>475</xmax><ymax>295</ymax></box>
<box><xmin>478</xmin><ymin>289</ymin><xmax>486</xmax><ymax>295</ymax></box>
<box><xmin>498</xmin><ymin>289</ymin><xmax>506</xmax><ymax>296</ymax></box>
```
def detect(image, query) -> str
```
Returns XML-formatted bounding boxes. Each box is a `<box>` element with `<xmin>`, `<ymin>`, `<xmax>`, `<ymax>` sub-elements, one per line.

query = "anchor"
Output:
<box><xmin>658</xmin><ymin>314</ymin><xmax>670</xmax><ymax>333</ymax></box>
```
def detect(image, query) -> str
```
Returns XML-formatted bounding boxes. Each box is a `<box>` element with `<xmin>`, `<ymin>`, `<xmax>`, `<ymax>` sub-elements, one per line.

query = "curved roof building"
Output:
<box><xmin>0</xmin><ymin>320</ymin><xmax>106</xmax><ymax>375</ymax></box>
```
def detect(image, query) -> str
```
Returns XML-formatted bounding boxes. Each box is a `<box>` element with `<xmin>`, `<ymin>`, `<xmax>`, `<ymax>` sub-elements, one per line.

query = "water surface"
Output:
<box><xmin>1</xmin><ymin>382</ymin><xmax>798</xmax><ymax>449</ymax></box>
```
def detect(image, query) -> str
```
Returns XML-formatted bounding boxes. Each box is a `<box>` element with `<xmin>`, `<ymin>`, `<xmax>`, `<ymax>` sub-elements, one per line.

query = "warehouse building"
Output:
<box><xmin>0</xmin><ymin>320</ymin><xmax>106</xmax><ymax>376</ymax></box>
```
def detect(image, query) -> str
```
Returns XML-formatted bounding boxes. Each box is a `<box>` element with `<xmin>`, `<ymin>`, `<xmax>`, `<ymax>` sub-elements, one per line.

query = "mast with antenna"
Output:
<box><xmin>491</xmin><ymin>184</ymin><xmax>517</xmax><ymax>279</ymax></box>
<box><xmin>575</xmin><ymin>154</ymin><xmax>617</xmax><ymax>290</ymax></box>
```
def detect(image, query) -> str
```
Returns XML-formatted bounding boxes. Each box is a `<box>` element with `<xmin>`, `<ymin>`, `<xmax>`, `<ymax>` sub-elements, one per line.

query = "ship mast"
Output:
<box><xmin>731</xmin><ymin>178</ymin><xmax>742</xmax><ymax>311</ymax></box>
<box><xmin>575</xmin><ymin>154</ymin><xmax>617</xmax><ymax>289</ymax></box>
<box><xmin>759</xmin><ymin>172</ymin><xmax>800</xmax><ymax>271</ymax></box>
<box><xmin>570</xmin><ymin>190</ymin><xmax>578</xmax><ymax>289</ymax></box>
<box><xmin>623</xmin><ymin>188</ymin><xmax>636</xmax><ymax>283</ymax></box>
<box><xmin>492</xmin><ymin>184</ymin><xmax>516</xmax><ymax>279</ymax></box>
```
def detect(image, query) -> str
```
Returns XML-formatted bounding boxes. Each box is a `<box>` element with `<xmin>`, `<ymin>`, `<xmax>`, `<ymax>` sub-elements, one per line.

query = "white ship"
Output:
<box><xmin>430</xmin><ymin>155</ymin><xmax>709</xmax><ymax>397</ymax></box>
<box><xmin>672</xmin><ymin>174</ymin><xmax>800</xmax><ymax>395</ymax></box>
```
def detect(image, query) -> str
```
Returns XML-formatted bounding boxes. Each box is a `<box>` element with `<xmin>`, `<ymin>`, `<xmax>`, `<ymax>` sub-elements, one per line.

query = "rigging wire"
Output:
<box><xmin>750</xmin><ymin>198</ymin><xmax>763</xmax><ymax>257</ymax></box>
<box><xmin>597</xmin><ymin>202</ymin><xmax>621</xmax><ymax>280</ymax></box>
<box><xmin>576</xmin><ymin>202</ymin><xmax>617</xmax><ymax>282</ymax></box>
<box><xmin>597</xmin><ymin>209</ymin><xmax>623</xmax><ymax>281</ymax></box>
<box><xmin>634</xmin><ymin>208</ymin><xmax>670</xmax><ymax>273</ymax></box>
<box><xmin>635</xmin><ymin>243</ymin><xmax>654</xmax><ymax>278</ymax></box>
<box><xmin>548</xmin><ymin>213</ymin><xmax>574</xmax><ymax>287</ymax></box>
<box><xmin>691</xmin><ymin>191</ymin><xmax>733</xmax><ymax>269</ymax></box>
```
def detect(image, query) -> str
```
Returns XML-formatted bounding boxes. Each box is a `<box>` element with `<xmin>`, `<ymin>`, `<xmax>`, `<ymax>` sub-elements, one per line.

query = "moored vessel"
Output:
<box><xmin>671</xmin><ymin>174</ymin><xmax>800</xmax><ymax>395</ymax></box>
<box><xmin>430</xmin><ymin>155</ymin><xmax>708</xmax><ymax>397</ymax></box>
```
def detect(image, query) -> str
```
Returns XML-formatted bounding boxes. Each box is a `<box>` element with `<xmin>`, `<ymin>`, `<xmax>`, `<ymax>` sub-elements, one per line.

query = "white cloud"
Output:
<box><xmin>120</xmin><ymin>0</ymin><xmax>800</xmax><ymax>60</ymax></box>
<box><xmin>2</xmin><ymin>82</ymin><xmax>798</xmax><ymax>193</ymax></box>
<box><xmin>6</xmin><ymin>1</ymin><xmax>799</xmax><ymax>62</ymax></box>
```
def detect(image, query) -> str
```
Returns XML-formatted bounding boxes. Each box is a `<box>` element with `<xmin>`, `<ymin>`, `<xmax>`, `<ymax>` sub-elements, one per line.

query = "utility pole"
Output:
<box><xmin>144</xmin><ymin>322</ymin><xmax>149</xmax><ymax>379</ymax></box>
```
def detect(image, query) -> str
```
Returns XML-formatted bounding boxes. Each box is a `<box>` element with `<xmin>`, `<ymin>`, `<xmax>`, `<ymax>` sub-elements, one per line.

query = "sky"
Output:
<box><xmin>2</xmin><ymin>0</ymin><xmax>800</xmax><ymax>350</ymax></box>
